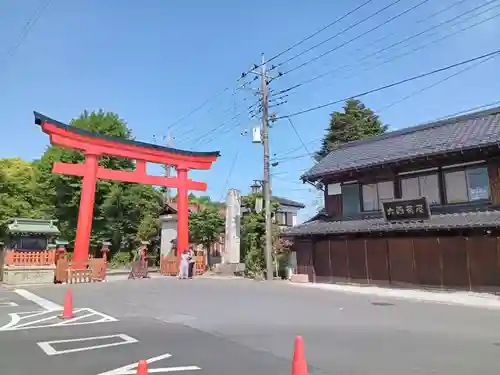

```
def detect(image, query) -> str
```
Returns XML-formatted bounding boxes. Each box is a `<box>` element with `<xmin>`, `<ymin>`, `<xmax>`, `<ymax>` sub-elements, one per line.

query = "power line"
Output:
<box><xmin>239</xmin><ymin>0</ymin><xmax>376</xmax><ymax>79</ymax></box>
<box><xmin>376</xmin><ymin>53</ymin><xmax>498</xmax><ymax>113</ymax></box>
<box><xmin>273</xmin><ymin>98</ymin><xmax>500</xmax><ymax>162</ymax></box>
<box><xmin>274</xmin><ymin>48</ymin><xmax>500</xmax><ymax>120</ymax></box>
<box><xmin>2</xmin><ymin>0</ymin><xmax>53</xmax><ymax>63</ymax></box>
<box><xmin>267</xmin><ymin>0</ymin><xmax>375</xmax><ymax>65</ymax></box>
<box><xmin>275</xmin><ymin>0</ymin><xmax>499</xmax><ymax>96</ymax></box>
<box><xmin>286</xmin><ymin>118</ymin><xmax>314</xmax><ymax>161</ymax></box>
<box><xmin>170</xmin><ymin>1</ymin><xmax>375</xmax><ymax>132</ymax></box>
<box><xmin>279</xmin><ymin>0</ymin><xmax>429</xmax><ymax>76</ymax></box>
<box><xmin>219</xmin><ymin>150</ymin><xmax>240</xmax><ymax>202</ymax></box>
<box><xmin>337</xmin><ymin>1</ymin><xmax>500</xmax><ymax>81</ymax></box>
<box><xmin>177</xmin><ymin>94</ymin><xmax>253</xmax><ymax>142</ymax></box>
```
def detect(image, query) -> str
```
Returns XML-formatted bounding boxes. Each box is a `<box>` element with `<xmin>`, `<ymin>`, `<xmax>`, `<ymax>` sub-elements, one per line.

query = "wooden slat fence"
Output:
<box><xmin>294</xmin><ymin>236</ymin><xmax>500</xmax><ymax>292</ymax></box>
<box><xmin>55</xmin><ymin>258</ymin><xmax>106</xmax><ymax>284</ymax></box>
<box><xmin>160</xmin><ymin>255</ymin><xmax>205</xmax><ymax>276</ymax></box>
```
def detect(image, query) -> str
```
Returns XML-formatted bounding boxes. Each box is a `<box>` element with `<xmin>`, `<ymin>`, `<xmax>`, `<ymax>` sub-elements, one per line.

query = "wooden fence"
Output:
<box><xmin>160</xmin><ymin>255</ymin><xmax>205</xmax><ymax>276</ymax></box>
<box><xmin>55</xmin><ymin>258</ymin><xmax>107</xmax><ymax>284</ymax></box>
<box><xmin>294</xmin><ymin>236</ymin><xmax>500</xmax><ymax>292</ymax></box>
<box><xmin>4</xmin><ymin>249</ymin><xmax>56</xmax><ymax>266</ymax></box>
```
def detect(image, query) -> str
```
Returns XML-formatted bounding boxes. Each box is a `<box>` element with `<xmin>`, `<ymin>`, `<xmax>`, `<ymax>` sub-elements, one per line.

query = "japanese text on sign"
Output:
<box><xmin>382</xmin><ymin>197</ymin><xmax>430</xmax><ymax>221</ymax></box>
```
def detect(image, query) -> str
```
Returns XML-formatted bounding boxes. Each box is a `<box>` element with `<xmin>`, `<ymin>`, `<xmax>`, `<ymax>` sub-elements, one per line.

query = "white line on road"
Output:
<box><xmin>0</xmin><ymin>302</ymin><xmax>19</xmax><ymax>307</ymax></box>
<box><xmin>37</xmin><ymin>334</ymin><xmax>138</xmax><ymax>356</ymax></box>
<box><xmin>14</xmin><ymin>289</ymin><xmax>62</xmax><ymax>311</ymax></box>
<box><xmin>120</xmin><ymin>368</ymin><xmax>201</xmax><ymax>374</ymax></box>
<box><xmin>0</xmin><ymin>308</ymin><xmax>118</xmax><ymax>331</ymax></box>
<box><xmin>97</xmin><ymin>353</ymin><xmax>201</xmax><ymax>375</ymax></box>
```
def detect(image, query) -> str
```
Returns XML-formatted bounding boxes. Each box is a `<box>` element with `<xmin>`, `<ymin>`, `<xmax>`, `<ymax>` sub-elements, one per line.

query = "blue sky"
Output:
<box><xmin>1</xmin><ymin>0</ymin><xmax>499</xmax><ymax>222</ymax></box>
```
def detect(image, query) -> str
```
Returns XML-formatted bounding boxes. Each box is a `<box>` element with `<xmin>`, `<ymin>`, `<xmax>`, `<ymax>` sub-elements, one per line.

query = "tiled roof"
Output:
<box><xmin>7</xmin><ymin>218</ymin><xmax>60</xmax><ymax>235</ymax></box>
<box><xmin>303</xmin><ymin>106</ymin><xmax>500</xmax><ymax>181</ymax></box>
<box><xmin>272</xmin><ymin>196</ymin><xmax>305</xmax><ymax>209</ymax></box>
<box><xmin>283</xmin><ymin>210</ymin><xmax>500</xmax><ymax>236</ymax></box>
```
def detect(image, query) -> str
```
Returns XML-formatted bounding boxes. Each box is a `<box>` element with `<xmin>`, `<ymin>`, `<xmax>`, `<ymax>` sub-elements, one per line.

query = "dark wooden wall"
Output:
<box><xmin>293</xmin><ymin>236</ymin><xmax>500</xmax><ymax>291</ymax></box>
<box><xmin>324</xmin><ymin>192</ymin><xmax>342</xmax><ymax>216</ymax></box>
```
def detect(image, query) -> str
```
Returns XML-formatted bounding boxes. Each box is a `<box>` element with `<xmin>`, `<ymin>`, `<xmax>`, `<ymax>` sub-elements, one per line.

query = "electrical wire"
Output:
<box><xmin>219</xmin><ymin>150</ymin><xmax>240</xmax><ymax>202</ymax></box>
<box><xmin>275</xmin><ymin>0</ymin><xmax>500</xmax><ymax>96</ymax></box>
<box><xmin>286</xmin><ymin>118</ymin><xmax>314</xmax><ymax>161</ymax></box>
<box><xmin>338</xmin><ymin>2</ymin><xmax>500</xmax><ymax>81</ymax></box>
<box><xmin>272</xmin><ymin>98</ymin><xmax>500</xmax><ymax>162</ymax></box>
<box><xmin>279</xmin><ymin>0</ymin><xmax>430</xmax><ymax>75</ymax></box>
<box><xmin>239</xmin><ymin>0</ymin><xmax>376</xmax><ymax>79</ymax></box>
<box><xmin>376</xmin><ymin>53</ymin><xmax>498</xmax><ymax>113</ymax></box>
<box><xmin>274</xmin><ymin>48</ymin><xmax>500</xmax><ymax>120</ymax></box>
<box><xmin>2</xmin><ymin>0</ymin><xmax>53</xmax><ymax>63</ymax></box>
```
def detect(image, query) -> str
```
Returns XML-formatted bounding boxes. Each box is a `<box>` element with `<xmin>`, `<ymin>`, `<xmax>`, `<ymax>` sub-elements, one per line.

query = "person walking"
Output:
<box><xmin>179</xmin><ymin>249</ymin><xmax>189</xmax><ymax>279</ymax></box>
<box><xmin>188</xmin><ymin>248</ymin><xmax>196</xmax><ymax>279</ymax></box>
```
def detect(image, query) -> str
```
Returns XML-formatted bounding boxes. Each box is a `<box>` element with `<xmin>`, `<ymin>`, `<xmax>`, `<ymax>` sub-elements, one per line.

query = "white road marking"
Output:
<box><xmin>14</xmin><ymin>289</ymin><xmax>62</xmax><ymax>311</ymax></box>
<box><xmin>37</xmin><ymin>334</ymin><xmax>138</xmax><ymax>356</ymax></box>
<box><xmin>97</xmin><ymin>353</ymin><xmax>201</xmax><ymax>375</ymax></box>
<box><xmin>0</xmin><ymin>308</ymin><xmax>118</xmax><ymax>331</ymax></box>
<box><xmin>0</xmin><ymin>301</ymin><xmax>19</xmax><ymax>307</ymax></box>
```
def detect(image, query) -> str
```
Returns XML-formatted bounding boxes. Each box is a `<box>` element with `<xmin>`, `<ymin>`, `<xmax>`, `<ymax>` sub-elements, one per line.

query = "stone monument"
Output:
<box><xmin>215</xmin><ymin>188</ymin><xmax>245</xmax><ymax>275</ymax></box>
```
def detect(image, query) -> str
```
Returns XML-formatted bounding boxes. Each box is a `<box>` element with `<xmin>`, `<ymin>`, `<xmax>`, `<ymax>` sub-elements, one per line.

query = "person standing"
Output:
<box><xmin>188</xmin><ymin>248</ymin><xmax>196</xmax><ymax>279</ymax></box>
<box><xmin>179</xmin><ymin>249</ymin><xmax>189</xmax><ymax>279</ymax></box>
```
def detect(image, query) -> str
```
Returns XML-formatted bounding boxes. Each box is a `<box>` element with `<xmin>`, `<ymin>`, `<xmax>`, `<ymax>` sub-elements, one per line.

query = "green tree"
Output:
<box><xmin>0</xmin><ymin>158</ymin><xmax>53</xmax><ymax>236</ymax></box>
<box><xmin>240</xmin><ymin>194</ymin><xmax>280</xmax><ymax>278</ymax></box>
<box><xmin>188</xmin><ymin>207</ymin><xmax>224</xmax><ymax>266</ymax></box>
<box><xmin>35</xmin><ymin>110</ymin><xmax>163</xmax><ymax>255</ymax></box>
<box><xmin>315</xmin><ymin>99</ymin><xmax>388</xmax><ymax>161</ymax></box>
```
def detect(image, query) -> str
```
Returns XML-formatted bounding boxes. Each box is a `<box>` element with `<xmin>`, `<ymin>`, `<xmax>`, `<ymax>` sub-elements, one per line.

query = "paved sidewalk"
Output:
<box><xmin>291</xmin><ymin>281</ymin><xmax>500</xmax><ymax>309</ymax></box>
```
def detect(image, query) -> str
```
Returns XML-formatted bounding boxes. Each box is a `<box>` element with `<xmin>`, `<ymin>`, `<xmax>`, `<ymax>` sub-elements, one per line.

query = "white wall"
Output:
<box><xmin>160</xmin><ymin>214</ymin><xmax>177</xmax><ymax>257</ymax></box>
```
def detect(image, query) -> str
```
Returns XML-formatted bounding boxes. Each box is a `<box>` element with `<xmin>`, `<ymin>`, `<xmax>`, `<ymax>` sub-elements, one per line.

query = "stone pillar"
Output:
<box><xmin>223</xmin><ymin>188</ymin><xmax>242</xmax><ymax>264</ymax></box>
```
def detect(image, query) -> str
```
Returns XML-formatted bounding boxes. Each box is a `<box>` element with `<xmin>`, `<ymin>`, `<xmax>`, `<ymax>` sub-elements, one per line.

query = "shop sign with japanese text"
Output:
<box><xmin>382</xmin><ymin>197</ymin><xmax>430</xmax><ymax>221</ymax></box>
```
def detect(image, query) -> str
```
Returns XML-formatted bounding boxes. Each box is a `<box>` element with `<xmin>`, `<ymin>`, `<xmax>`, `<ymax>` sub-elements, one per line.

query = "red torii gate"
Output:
<box><xmin>34</xmin><ymin>112</ymin><xmax>220</xmax><ymax>266</ymax></box>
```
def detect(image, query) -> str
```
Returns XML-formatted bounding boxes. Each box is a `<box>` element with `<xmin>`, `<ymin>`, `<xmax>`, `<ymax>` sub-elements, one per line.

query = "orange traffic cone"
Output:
<box><xmin>137</xmin><ymin>360</ymin><xmax>148</xmax><ymax>375</ymax></box>
<box><xmin>291</xmin><ymin>336</ymin><xmax>308</xmax><ymax>375</ymax></box>
<box><xmin>60</xmin><ymin>288</ymin><xmax>74</xmax><ymax>319</ymax></box>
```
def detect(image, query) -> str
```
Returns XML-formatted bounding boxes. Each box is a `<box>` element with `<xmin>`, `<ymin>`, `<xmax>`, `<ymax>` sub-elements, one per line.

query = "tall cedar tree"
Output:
<box><xmin>315</xmin><ymin>99</ymin><xmax>388</xmax><ymax>161</ymax></box>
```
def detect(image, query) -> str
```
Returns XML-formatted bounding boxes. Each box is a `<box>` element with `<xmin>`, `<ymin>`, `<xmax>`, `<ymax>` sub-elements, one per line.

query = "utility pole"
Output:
<box><xmin>260</xmin><ymin>53</ymin><xmax>274</xmax><ymax>281</ymax></box>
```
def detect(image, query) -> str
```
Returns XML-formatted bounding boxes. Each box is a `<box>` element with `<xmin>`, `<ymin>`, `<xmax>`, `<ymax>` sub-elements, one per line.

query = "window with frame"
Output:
<box><xmin>342</xmin><ymin>183</ymin><xmax>361</xmax><ymax>215</ymax></box>
<box><xmin>275</xmin><ymin>212</ymin><xmax>287</xmax><ymax>225</ymax></box>
<box><xmin>401</xmin><ymin>173</ymin><xmax>441</xmax><ymax>205</ymax></box>
<box><xmin>444</xmin><ymin>166</ymin><xmax>490</xmax><ymax>204</ymax></box>
<box><xmin>362</xmin><ymin>181</ymin><xmax>394</xmax><ymax>211</ymax></box>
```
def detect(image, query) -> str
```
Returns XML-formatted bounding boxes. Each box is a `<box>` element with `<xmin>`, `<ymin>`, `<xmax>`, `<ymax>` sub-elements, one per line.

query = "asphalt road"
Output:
<box><xmin>2</xmin><ymin>278</ymin><xmax>500</xmax><ymax>374</ymax></box>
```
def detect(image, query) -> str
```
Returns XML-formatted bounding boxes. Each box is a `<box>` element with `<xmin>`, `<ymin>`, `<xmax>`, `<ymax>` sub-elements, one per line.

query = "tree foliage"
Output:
<box><xmin>315</xmin><ymin>99</ymin><xmax>388</xmax><ymax>161</ymax></box>
<box><xmin>0</xmin><ymin>158</ymin><xmax>53</xmax><ymax>237</ymax></box>
<box><xmin>0</xmin><ymin>110</ymin><xmax>165</xmax><ymax>257</ymax></box>
<box><xmin>188</xmin><ymin>207</ymin><xmax>225</xmax><ymax>260</ymax></box>
<box><xmin>240</xmin><ymin>193</ymin><xmax>281</xmax><ymax>277</ymax></box>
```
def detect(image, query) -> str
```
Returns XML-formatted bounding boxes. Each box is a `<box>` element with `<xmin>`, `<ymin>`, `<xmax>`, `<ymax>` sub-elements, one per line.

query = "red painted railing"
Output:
<box><xmin>4</xmin><ymin>249</ymin><xmax>56</xmax><ymax>266</ymax></box>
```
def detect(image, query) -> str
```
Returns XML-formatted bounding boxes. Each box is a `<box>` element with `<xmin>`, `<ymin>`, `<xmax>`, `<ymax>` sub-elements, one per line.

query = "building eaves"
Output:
<box><xmin>283</xmin><ymin>210</ymin><xmax>500</xmax><ymax>237</ymax></box>
<box><xmin>272</xmin><ymin>196</ymin><xmax>306</xmax><ymax>209</ymax></box>
<box><xmin>302</xmin><ymin>105</ymin><xmax>500</xmax><ymax>181</ymax></box>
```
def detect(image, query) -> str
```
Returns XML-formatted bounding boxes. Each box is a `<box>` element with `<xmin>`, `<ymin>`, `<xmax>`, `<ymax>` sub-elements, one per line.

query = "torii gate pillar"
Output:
<box><xmin>176</xmin><ymin>168</ymin><xmax>189</xmax><ymax>259</ymax></box>
<box><xmin>73</xmin><ymin>152</ymin><xmax>99</xmax><ymax>263</ymax></box>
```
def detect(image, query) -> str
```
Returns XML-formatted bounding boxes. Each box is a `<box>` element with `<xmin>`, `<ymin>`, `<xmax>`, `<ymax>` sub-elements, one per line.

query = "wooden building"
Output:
<box><xmin>284</xmin><ymin>106</ymin><xmax>500</xmax><ymax>291</ymax></box>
